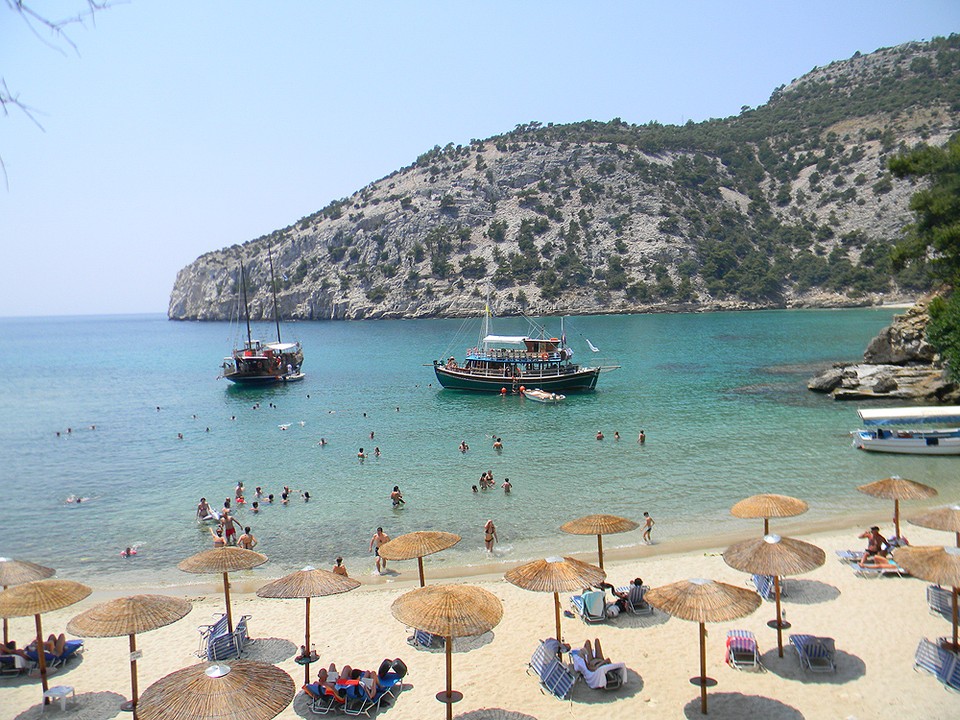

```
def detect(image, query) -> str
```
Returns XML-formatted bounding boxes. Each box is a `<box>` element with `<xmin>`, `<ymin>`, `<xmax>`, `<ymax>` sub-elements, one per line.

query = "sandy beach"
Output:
<box><xmin>3</xmin><ymin>521</ymin><xmax>959</xmax><ymax>720</ymax></box>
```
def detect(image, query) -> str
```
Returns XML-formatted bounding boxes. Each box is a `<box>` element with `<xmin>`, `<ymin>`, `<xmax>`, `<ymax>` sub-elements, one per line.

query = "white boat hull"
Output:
<box><xmin>852</xmin><ymin>429</ymin><xmax>960</xmax><ymax>455</ymax></box>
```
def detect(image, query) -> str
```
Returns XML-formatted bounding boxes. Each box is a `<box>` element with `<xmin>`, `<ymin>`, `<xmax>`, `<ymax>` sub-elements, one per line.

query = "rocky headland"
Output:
<box><xmin>807</xmin><ymin>296</ymin><xmax>959</xmax><ymax>402</ymax></box>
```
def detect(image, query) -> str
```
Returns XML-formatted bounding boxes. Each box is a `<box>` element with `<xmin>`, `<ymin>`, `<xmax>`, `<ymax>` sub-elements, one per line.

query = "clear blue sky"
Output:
<box><xmin>1</xmin><ymin>1</ymin><xmax>957</xmax><ymax>317</ymax></box>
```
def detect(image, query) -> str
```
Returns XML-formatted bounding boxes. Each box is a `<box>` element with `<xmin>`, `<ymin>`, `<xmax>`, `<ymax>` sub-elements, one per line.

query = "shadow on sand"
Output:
<box><xmin>682</xmin><ymin>692</ymin><xmax>805</xmax><ymax>719</ymax></box>
<box><xmin>14</xmin><ymin>690</ymin><xmax>127</xmax><ymax>720</ymax></box>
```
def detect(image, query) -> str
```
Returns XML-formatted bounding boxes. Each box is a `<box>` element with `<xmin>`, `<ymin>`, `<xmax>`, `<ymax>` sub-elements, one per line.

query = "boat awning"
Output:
<box><xmin>858</xmin><ymin>406</ymin><xmax>960</xmax><ymax>426</ymax></box>
<box><xmin>265</xmin><ymin>342</ymin><xmax>298</xmax><ymax>352</ymax></box>
<box><xmin>483</xmin><ymin>335</ymin><xmax>527</xmax><ymax>345</ymax></box>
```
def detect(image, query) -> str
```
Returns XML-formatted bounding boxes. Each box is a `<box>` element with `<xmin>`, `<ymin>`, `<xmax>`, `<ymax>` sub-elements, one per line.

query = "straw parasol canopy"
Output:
<box><xmin>645</xmin><ymin>579</ymin><xmax>761</xmax><ymax>715</ymax></box>
<box><xmin>391</xmin><ymin>584</ymin><xmax>502</xmax><ymax>720</ymax></box>
<box><xmin>908</xmin><ymin>504</ymin><xmax>960</xmax><ymax>547</ymax></box>
<box><xmin>67</xmin><ymin>594</ymin><xmax>192</xmax><ymax>718</ymax></box>
<box><xmin>0</xmin><ymin>557</ymin><xmax>54</xmax><ymax>645</ymax></box>
<box><xmin>0</xmin><ymin>579</ymin><xmax>91</xmax><ymax>700</ymax></box>
<box><xmin>377</xmin><ymin>531</ymin><xmax>462</xmax><ymax>586</ymax></box>
<box><xmin>178</xmin><ymin>547</ymin><xmax>267</xmax><ymax>633</ymax></box>
<box><xmin>731</xmin><ymin>494</ymin><xmax>809</xmax><ymax>535</ymax></box>
<box><xmin>136</xmin><ymin>660</ymin><xmax>295</xmax><ymax>720</ymax></box>
<box><xmin>723</xmin><ymin>534</ymin><xmax>825</xmax><ymax>657</ymax></box>
<box><xmin>560</xmin><ymin>514</ymin><xmax>639</xmax><ymax>569</ymax></box>
<box><xmin>894</xmin><ymin>545</ymin><xmax>960</xmax><ymax>650</ymax></box>
<box><xmin>256</xmin><ymin>567</ymin><xmax>360</xmax><ymax>685</ymax></box>
<box><xmin>857</xmin><ymin>476</ymin><xmax>938</xmax><ymax>539</ymax></box>
<box><xmin>505</xmin><ymin>556</ymin><xmax>605</xmax><ymax>644</ymax></box>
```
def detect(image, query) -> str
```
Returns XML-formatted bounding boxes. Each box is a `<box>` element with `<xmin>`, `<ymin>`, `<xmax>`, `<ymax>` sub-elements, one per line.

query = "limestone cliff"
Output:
<box><xmin>169</xmin><ymin>36</ymin><xmax>960</xmax><ymax>321</ymax></box>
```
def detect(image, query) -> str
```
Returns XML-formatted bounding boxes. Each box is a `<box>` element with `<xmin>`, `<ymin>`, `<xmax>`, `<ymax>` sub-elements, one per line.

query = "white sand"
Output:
<box><xmin>3</xmin><ymin>523</ymin><xmax>959</xmax><ymax>719</ymax></box>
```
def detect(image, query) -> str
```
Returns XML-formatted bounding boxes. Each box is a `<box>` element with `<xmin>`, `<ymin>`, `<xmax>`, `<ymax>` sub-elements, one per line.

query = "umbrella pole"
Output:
<box><xmin>2</xmin><ymin>584</ymin><xmax>7</xmax><ymax>645</ymax></box>
<box><xmin>445</xmin><ymin>635</ymin><xmax>453</xmax><ymax>720</ymax></box>
<box><xmin>129</xmin><ymin>633</ymin><xmax>139</xmax><ymax>718</ymax></box>
<box><xmin>553</xmin><ymin>592</ymin><xmax>562</xmax><ymax>647</ymax></box>
<box><xmin>699</xmin><ymin>621</ymin><xmax>708</xmax><ymax>715</ymax></box>
<box><xmin>418</xmin><ymin>557</ymin><xmax>425</xmax><ymax>587</ymax></box>
<box><xmin>305</xmin><ymin>596</ymin><xmax>312</xmax><ymax>686</ymax></box>
<box><xmin>774</xmin><ymin>577</ymin><xmax>784</xmax><ymax>657</ymax></box>
<box><xmin>222</xmin><ymin>571</ymin><xmax>234</xmax><ymax>634</ymax></box>
<box><xmin>597</xmin><ymin>534</ymin><xmax>604</xmax><ymax>570</ymax></box>
<box><xmin>953</xmin><ymin>586</ymin><xmax>959</xmax><ymax>650</ymax></box>
<box><xmin>35</xmin><ymin>613</ymin><xmax>49</xmax><ymax>700</ymax></box>
<box><xmin>894</xmin><ymin>499</ymin><xmax>901</xmax><ymax>539</ymax></box>
<box><xmin>764</xmin><ymin>518</ymin><xmax>769</xmax><ymax>535</ymax></box>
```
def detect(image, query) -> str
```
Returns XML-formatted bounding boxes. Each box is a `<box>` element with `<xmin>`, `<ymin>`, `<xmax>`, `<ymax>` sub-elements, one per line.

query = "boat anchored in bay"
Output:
<box><xmin>852</xmin><ymin>406</ymin><xmax>960</xmax><ymax>455</ymax></box>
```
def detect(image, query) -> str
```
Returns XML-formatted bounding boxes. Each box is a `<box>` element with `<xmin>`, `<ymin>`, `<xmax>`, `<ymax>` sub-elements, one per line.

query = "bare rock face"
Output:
<box><xmin>808</xmin><ymin>297</ymin><xmax>960</xmax><ymax>402</ymax></box>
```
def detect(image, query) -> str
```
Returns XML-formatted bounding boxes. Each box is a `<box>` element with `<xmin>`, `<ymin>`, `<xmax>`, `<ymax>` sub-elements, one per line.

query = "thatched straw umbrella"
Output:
<box><xmin>560</xmin><ymin>514</ymin><xmax>639</xmax><ymax>569</ymax></box>
<box><xmin>0</xmin><ymin>558</ymin><xmax>54</xmax><ymax>645</ymax></box>
<box><xmin>723</xmin><ymin>534</ymin><xmax>825</xmax><ymax>657</ymax></box>
<box><xmin>391</xmin><ymin>584</ymin><xmax>502</xmax><ymax>720</ymax></box>
<box><xmin>731</xmin><ymin>494</ymin><xmax>809</xmax><ymax>535</ymax></box>
<box><xmin>857</xmin><ymin>476</ymin><xmax>938</xmax><ymax>540</ymax></box>
<box><xmin>645</xmin><ymin>579</ymin><xmax>761</xmax><ymax>715</ymax></box>
<box><xmin>377</xmin><ymin>531</ymin><xmax>462</xmax><ymax>586</ymax></box>
<box><xmin>909</xmin><ymin>504</ymin><xmax>960</xmax><ymax>547</ymax></box>
<box><xmin>136</xmin><ymin>660</ymin><xmax>294</xmax><ymax>720</ymax></box>
<box><xmin>505</xmin><ymin>556</ymin><xmax>604</xmax><ymax>644</ymax></box>
<box><xmin>0</xmin><ymin>579</ymin><xmax>91</xmax><ymax>702</ymax></box>
<box><xmin>67</xmin><ymin>594</ymin><xmax>192</xmax><ymax>718</ymax></box>
<box><xmin>894</xmin><ymin>545</ymin><xmax>960</xmax><ymax>651</ymax></box>
<box><xmin>178</xmin><ymin>547</ymin><xmax>267</xmax><ymax>633</ymax></box>
<box><xmin>256</xmin><ymin>566</ymin><xmax>360</xmax><ymax>685</ymax></box>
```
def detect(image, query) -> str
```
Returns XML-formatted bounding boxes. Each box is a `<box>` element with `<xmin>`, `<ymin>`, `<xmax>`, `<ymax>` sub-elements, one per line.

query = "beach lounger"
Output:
<box><xmin>726</xmin><ymin>629</ymin><xmax>760</xmax><ymax>671</ymax></box>
<box><xmin>927</xmin><ymin>585</ymin><xmax>956</xmax><ymax>620</ymax></box>
<box><xmin>408</xmin><ymin>628</ymin><xmax>442</xmax><ymax>649</ymax></box>
<box><xmin>196</xmin><ymin>614</ymin><xmax>230</xmax><ymax>659</ymax></box>
<box><xmin>616</xmin><ymin>583</ymin><xmax>653</xmax><ymax>616</ymax></box>
<box><xmin>914</xmin><ymin>638</ymin><xmax>954</xmax><ymax>678</ymax></box>
<box><xmin>24</xmin><ymin>639</ymin><xmax>84</xmax><ymax>669</ymax></box>
<box><xmin>528</xmin><ymin>639</ymin><xmax>563</xmax><ymax>678</ymax></box>
<box><xmin>752</xmin><ymin>574</ymin><xmax>786</xmax><ymax>600</ymax></box>
<box><xmin>789</xmin><ymin>634</ymin><xmax>836</xmax><ymax>673</ymax></box>
<box><xmin>303</xmin><ymin>683</ymin><xmax>341</xmax><ymax>715</ymax></box>
<box><xmin>571</xmin><ymin>590</ymin><xmax>607</xmax><ymax>624</ymax></box>
<box><xmin>836</xmin><ymin>550</ymin><xmax>907</xmax><ymax>578</ymax></box>
<box><xmin>538</xmin><ymin>657</ymin><xmax>576</xmax><ymax>699</ymax></box>
<box><xmin>0</xmin><ymin>653</ymin><xmax>29</xmax><ymax>677</ymax></box>
<box><xmin>569</xmin><ymin>648</ymin><xmax>626</xmax><ymax>690</ymax></box>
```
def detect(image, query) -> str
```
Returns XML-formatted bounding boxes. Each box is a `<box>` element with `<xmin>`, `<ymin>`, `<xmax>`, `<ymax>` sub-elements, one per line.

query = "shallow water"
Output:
<box><xmin>3</xmin><ymin>307</ymin><xmax>953</xmax><ymax>589</ymax></box>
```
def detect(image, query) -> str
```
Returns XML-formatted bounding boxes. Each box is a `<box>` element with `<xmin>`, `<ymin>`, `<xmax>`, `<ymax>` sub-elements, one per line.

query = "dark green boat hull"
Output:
<box><xmin>433</xmin><ymin>363</ymin><xmax>600</xmax><ymax>393</ymax></box>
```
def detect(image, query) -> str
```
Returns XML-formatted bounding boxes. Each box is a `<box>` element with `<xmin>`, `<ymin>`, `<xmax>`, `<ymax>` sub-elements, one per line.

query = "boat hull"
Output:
<box><xmin>852</xmin><ymin>429</ymin><xmax>960</xmax><ymax>455</ymax></box>
<box><xmin>434</xmin><ymin>364</ymin><xmax>599</xmax><ymax>393</ymax></box>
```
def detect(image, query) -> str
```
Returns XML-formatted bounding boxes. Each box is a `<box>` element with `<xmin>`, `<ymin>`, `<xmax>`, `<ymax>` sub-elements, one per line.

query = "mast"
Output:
<box><xmin>240</xmin><ymin>259</ymin><xmax>252</xmax><ymax>348</ymax></box>
<box><xmin>268</xmin><ymin>245</ymin><xmax>282</xmax><ymax>344</ymax></box>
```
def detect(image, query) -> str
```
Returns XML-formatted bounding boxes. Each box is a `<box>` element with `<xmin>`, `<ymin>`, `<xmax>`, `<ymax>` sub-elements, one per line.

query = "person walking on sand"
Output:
<box><xmin>642</xmin><ymin>511</ymin><xmax>655</xmax><ymax>544</ymax></box>
<box><xmin>370</xmin><ymin>526</ymin><xmax>390</xmax><ymax>574</ymax></box>
<box><xmin>484</xmin><ymin>519</ymin><xmax>498</xmax><ymax>552</ymax></box>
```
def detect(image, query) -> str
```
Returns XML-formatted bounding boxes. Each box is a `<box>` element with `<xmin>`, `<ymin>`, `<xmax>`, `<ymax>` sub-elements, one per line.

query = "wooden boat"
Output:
<box><xmin>523</xmin><ymin>388</ymin><xmax>566</xmax><ymax>403</ymax></box>
<box><xmin>433</xmin><ymin>307</ymin><xmax>618</xmax><ymax>394</ymax></box>
<box><xmin>852</xmin><ymin>406</ymin><xmax>960</xmax><ymax>455</ymax></box>
<box><xmin>220</xmin><ymin>249</ymin><xmax>304</xmax><ymax>386</ymax></box>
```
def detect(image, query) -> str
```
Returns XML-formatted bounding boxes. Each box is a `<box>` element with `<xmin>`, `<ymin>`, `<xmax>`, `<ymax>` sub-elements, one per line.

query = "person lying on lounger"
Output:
<box><xmin>858</xmin><ymin>554</ymin><xmax>898</xmax><ymax>570</ymax></box>
<box><xmin>579</xmin><ymin>638</ymin><xmax>611</xmax><ymax>671</ymax></box>
<box><xmin>0</xmin><ymin>641</ymin><xmax>28</xmax><ymax>657</ymax></box>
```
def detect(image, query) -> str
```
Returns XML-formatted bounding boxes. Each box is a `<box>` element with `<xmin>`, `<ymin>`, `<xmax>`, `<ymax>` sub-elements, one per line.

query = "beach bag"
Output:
<box><xmin>606</xmin><ymin>603</ymin><xmax>620</xmax><ymax>618</ymax></box>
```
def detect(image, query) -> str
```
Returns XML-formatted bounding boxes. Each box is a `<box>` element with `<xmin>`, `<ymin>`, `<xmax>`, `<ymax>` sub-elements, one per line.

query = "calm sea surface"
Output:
<box><xmin>3</xmin><ymin>308</ymin><xmax>955</xmax><ymax>590</ymax></box>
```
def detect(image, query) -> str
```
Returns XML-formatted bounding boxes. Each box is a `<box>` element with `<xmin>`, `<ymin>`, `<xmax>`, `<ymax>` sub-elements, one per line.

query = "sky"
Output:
<box><xmin>1</xmin><ymin>1</ymin><xmax>958</xmax><ymax>317</ymax></box>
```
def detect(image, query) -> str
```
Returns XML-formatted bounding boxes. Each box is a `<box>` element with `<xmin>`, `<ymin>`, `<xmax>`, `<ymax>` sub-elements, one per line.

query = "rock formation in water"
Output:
<box><xmin>807</xmin><ymin>296</ymin><xmax>959</xmax><ymax>402</ymax></box>
<box><xmin>169</xmin><ymin>36</ymin><xmax>960</xmax><ymax>321</ymax></box>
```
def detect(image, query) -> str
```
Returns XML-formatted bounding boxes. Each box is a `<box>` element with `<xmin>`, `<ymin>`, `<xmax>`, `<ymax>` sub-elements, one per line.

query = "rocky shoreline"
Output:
<box><xmin>807</xmin><ymin>296</ymin><xmax>959</xmax><ymax>402</ymax></box>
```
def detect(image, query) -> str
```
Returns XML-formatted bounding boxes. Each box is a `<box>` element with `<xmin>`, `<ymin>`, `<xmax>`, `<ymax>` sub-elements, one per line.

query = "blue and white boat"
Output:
<box><xmin>852</xmin><ymin>406</ymin><xmax>960</xmax><ymax>455</ymax></box>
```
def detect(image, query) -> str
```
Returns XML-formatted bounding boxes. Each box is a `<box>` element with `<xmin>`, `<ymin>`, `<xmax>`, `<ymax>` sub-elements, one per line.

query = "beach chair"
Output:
<box><xmin>927</xmin><ymin>585</ymin><xmax>955</xmax><ymax>620</ymax></box>
<box><xmin>538</xmin><ymin>657</ymin><xmax>576</xmax><ymax>700</ymax></box>
<box><xmin>617</xmin><ymin>584</ymin><xmax>653</xmax><ymax>616</ymax></box>
<box><xmin>528</xmin><ymin>640</ymin><xmax>558</xmax><ymax>678</ymax></box>
<box><xmin>568</xmin><ymin>648</ymin><xmax>627</xmax><ymax>690</ymax></box>
<box><xmin>751</xmin><ymin>574</ymin><xmax>776</xmax><ymax>600</ymax></box>
<box><xmin>914</xmin><ymin>638</ymin><xmax>954</xmax><ymax>678</ymax></box>
<box><xmin>342</xmin><ymin>679</ymin><xmax>399</xmax><ymax>717</ymax></box>
<box><xmin>571</xmin><ymin>590</ymin><xmax>607</xmax><ymax>623</ymax></box>
<box><xmin>233</xmin><ymin>614</ymin><xmax>253</xmax><ymax>654</ymax></box>
<box><xmin>408</xmin><ymin>628</ymin><xmax>442</xmax><ymax>649</ymax></box>
<box><xmin>196</xmin><ymin>614</ymin><xmax>230</xmax><ymax>658</ymax></box>
<box><xmin>24</xmin><ymin>639</ymin><xmax>84</xmax><ymax>669</ymax></box>
<box><xmin>0</xmin><ymin>653</ymin><xmax>29</xmax><ymax>677</ymax></box>
<box><xmin>303</xmin><ymin>683</ymin><xmax>340</xmax><ymax>715</ymax></box>
<box><xmin>789</xmin><ymin>634</ymin><xmax>836</xmax><ymax>673</ymax></box>
<box><xmin>726</xmin><ymin>630</ymin><xmax>760</xmax><ymax>671</ymax></box>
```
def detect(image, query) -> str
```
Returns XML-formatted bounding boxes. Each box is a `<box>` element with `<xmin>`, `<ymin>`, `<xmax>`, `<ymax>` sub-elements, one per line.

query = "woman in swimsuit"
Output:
<box><xmin>484</xmin><ymin>519</ymin><xmax>497</xmax><ymax>552</ymax></box>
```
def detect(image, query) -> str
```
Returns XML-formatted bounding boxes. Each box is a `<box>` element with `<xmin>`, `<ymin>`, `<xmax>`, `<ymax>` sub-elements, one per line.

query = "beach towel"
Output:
<box><xmin>569</xmin><ymin>649</ymin><xmax>626</xmax><ymax>689</ymax></box>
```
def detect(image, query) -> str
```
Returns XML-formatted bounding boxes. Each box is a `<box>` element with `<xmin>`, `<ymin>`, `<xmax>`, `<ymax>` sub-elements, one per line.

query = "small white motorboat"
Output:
<box><xmin>523</xmin><ymin>388</ymin><xmax>566</xmax><ymax>404</ymax></box>
<box><xmin>852</xmin><ymin>406</ymin><xmax>960</xmax><ymax>455</ymax></box>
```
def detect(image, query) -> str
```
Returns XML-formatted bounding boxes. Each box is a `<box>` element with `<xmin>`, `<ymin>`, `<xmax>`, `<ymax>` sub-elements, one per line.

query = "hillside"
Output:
<box><xmin>169</xmin><ymin>35</ymin><xmax>960</xmax><ymax>321</ymax></box>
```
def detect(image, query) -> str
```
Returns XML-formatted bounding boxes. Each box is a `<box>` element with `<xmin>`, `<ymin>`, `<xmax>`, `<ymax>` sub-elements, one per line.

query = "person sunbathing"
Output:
<box><xmin>579</xmin><ymin>638</ymin><xmax>611</xmax><ymax>671</ymax></box>
<box><xmin>335</xmin><ymin>666</ymin><xmax>380</xmax><ymax>700</ymax></box>
<box><xmin>26</xmin><ymin>633</ymin><xmax>66</xmax><ymax>656</ymax></box>
<box><xmin>0</xmin><ymin>641</ymin><xmax>28</xmax><ymax>658</ymax></box>
<box><xmin>858</xmin><ymin>555</ymin><xmax>898</xmax><ymax>570</ymax></box>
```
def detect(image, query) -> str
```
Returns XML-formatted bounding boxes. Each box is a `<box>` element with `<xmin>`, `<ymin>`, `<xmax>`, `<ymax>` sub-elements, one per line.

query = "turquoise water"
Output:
<box><xmin>3</xmin><ymin>308</ymin><xmax>955</xmax><ymax>590</ymax></box>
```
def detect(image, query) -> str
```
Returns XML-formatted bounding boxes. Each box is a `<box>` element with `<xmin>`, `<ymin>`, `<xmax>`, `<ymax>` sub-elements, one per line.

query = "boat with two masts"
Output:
<box><xmin>220</xmin><ymin>249</ymin><xmax>304</xmax><ymax>386</ymax></box>
<box><xmin>852</xmin><ymin>406</ymin><xmax>960</xmax><ymax>455</ymax></box>
<box><xmin>432</xmin><ymin>306</ymin><xmax>618</xmax><ymax>393</ymax></box>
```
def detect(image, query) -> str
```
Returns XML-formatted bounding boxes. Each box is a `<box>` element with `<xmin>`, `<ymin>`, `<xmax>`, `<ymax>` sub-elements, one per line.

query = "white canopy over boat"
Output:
<box><xmin>265</xmin><ymin>342</ymin><xmax>299</xmax><ymax>352</ymax></box>
<box><xmin>482</xmin><ymin>335</ymin><xmax>528</xmax><ymax>345</ymax></box>
<box><xmin>858</xmin><ymin>406</ymin><xmax>960</xmax><ymax>426</ymax></box>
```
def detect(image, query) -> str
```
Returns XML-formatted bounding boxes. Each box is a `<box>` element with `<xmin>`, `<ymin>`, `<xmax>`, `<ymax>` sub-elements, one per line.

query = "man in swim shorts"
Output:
<box><xmin>369</xmin><ymin>527</ymin><xmax>390</xmax><ymax>574</ymax></box>
<box><xmin>221</xmin><ymin>509</ymin><xmax>240</xmax><ymax>545</ymax></box>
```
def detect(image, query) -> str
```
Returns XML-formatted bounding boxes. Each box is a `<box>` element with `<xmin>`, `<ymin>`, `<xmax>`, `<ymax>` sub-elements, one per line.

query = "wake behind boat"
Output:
<box><xmin>432</xmin><ymin>305</ymin><xmax>618</xmax><ymax>394</ymax></box>
<box><xmin>221</xmin><ymin>248</ymin><xmax>304</xmax><ymax>386</ymax></box>
<box><xmin>852</xmin><ymin>406</ymin><xmax>960</xmax><ymax>455</ymax></box>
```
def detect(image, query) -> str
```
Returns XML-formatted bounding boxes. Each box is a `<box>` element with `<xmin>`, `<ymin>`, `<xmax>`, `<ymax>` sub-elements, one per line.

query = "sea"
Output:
<box><xmin>3</xmin><ymin>307</ymin><xmax>956</xmax><ymax>591</ymax></box>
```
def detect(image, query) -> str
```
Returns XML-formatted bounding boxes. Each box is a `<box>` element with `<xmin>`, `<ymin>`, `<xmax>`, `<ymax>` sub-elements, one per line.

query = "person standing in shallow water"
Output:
<box><xmin>369</xmin><ymin>526</ymin><xmax>390</xmax><ymax>574</ymax></box>
<box><xmin>642</xmin><ymin>512</ymin><xmax>655</xmax><ymax>544</ymax></box>
<box><xmin>484</xmin><ymin>519</ymin><xmax>498</xmax><ymax>552</ymax></box>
